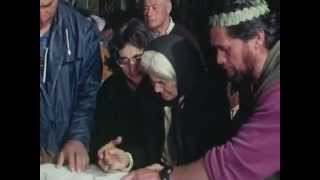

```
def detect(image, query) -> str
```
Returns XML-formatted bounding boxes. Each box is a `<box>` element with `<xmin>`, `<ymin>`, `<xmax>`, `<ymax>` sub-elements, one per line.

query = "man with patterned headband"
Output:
<box><xmin>121</xmin><ymin>0</ymin><xmax>280</xmax><ymax>180</ymax></box>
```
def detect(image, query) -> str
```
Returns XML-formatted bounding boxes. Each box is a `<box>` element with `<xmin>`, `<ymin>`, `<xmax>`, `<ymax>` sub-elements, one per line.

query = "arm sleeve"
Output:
<box><xmin>68</xmin><ymin>27</ymin><xmax>102</xmax><ymax>148</ymax></box>
<box><xmin>204</xmin><ymin>83</ymin><xmax>280</xmax><ymax>180</ymax></box>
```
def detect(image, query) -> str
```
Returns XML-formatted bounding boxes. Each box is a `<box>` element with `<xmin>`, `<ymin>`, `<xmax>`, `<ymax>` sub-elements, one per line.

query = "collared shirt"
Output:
<box><xmin>166</xmin><ymin>17</ymin><xmax>175</xmax><ymax>34</ymax></box>
<box><xmin>230</xmin><ymin>104</ymin><xmax>240</xmax><ymax>120</ymax></box>
<box><xmin>151</xmin><ymin>17</ymin><xmax>175</xmax><ymax>38</ymax></box>
<box><xmin>161</xmin><ymin>106</ymin><xmax>173</xmax><ymax>165</ymax></box>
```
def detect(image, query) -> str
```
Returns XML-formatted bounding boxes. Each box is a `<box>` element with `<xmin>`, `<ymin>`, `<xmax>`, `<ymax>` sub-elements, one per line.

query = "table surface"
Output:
<box><xmin>40</xmin><ymin>163</ymin><xmax>127</xmax><ymax>180</ymax></box>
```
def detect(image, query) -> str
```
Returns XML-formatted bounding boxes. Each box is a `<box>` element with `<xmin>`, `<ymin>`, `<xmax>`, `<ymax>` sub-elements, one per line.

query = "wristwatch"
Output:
<box><xmin>159</xmin><ymin>165</ymin><xmax>173</xmax><ymax>180</ymax></box>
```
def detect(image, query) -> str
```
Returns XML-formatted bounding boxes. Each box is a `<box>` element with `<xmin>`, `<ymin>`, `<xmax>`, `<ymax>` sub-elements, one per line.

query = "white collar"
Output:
<box><xmin>166</xmin><ymin>17</ymin><xmax>175</xmax><ymax>34</ymax></box>
<box><xmin>152</xmin><ymin>17</ymin><xmax>175</xmax><ymax>38</ymax></box>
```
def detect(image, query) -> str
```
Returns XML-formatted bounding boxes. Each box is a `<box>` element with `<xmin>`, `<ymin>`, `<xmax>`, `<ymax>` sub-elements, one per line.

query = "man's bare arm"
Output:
<box><xmin>170</xmin><ymin>158</ymin><xmax>210</xmax><ymax>180</ymax></box>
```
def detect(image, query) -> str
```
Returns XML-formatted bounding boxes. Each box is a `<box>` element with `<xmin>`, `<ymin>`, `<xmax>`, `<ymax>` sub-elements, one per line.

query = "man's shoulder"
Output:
<box><xmin>56</xmin><ymin>2</ymin><xmax>100</xmax><ymax>51</ymax></box>
<box><xmin>171</xmin><ymin>23</ymin><xmax>200</xmax><ymax>49</ymax></box>
<box><xmin>99</xmin><ymin>73</ymin><xmax>127</xmax><ymax>95</ymax></box>
<box><xmin>257</xmin><ymin>81</ymin><xmax>280</xmax><ymax>110</ymax></box>
<box><xmin>57</xmin><ymin>2</ymin><xmax>93</xmax><ymax>31</ymax></box>
<box><xmin>171</xmin><ymin>24</ymin><xmax>193</xmax><ymax>37</ymax></box>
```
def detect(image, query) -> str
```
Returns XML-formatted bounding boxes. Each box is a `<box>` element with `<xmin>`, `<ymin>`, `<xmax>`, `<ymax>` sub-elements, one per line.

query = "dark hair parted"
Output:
<box><xmin>113</xmin><ymin>18</ymin><xmax>153</xmax><ymax>52</ymax></box>
<box><xmin>108</xmin><ymin>18</ymin><xmax>153</xmax><ymax>70</ymax></box>
<box><xmin>211</xmin><ymin>0</ymin><xmax>280</xmax><ymax>49</ymax></box>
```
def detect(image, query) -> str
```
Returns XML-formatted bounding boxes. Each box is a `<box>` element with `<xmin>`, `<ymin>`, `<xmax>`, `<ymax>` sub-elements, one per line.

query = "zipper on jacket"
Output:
<box><xmin>65</xmin><ymin>28</ymin><xmax>71</xmax><ymax>56</ymax></box>
<box><xmin>50</xmin><ymin>28</ymin><xmax>72</xmax><ymax>96</ymax></box>
<box><xmin>43</xmin><ymin>47</ymin><xmax>49</xmax><ymax>83</ymax></box>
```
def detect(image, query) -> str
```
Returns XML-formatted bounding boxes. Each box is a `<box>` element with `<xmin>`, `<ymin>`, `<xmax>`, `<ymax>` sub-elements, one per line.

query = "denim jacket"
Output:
<box><xmin>40</xmin><ymin>2</ymin><xmax>101</xmax><ymax>154</ymax></box>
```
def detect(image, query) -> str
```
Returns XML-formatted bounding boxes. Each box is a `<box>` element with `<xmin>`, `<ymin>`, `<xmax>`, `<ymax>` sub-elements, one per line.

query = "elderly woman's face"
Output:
<box><xmin>150</xmin><ymin>74</ymin><xmax>178</xmax><ymax>101</ymax></box>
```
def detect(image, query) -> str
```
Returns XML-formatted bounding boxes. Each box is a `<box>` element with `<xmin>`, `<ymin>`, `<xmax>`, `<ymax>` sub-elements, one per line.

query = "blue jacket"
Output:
<box><xmin>40</xmin><ymin>2</ymin><xmax>101</xmax><ymax>154</ymax></box>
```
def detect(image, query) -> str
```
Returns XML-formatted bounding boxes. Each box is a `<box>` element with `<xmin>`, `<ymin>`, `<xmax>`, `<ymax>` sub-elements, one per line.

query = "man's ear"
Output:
<box><xmin>254</xmin><ymin>30</ymin><xmax>266</xmax><ymax>48</ymax></box>
<box><xmin>166</xmin><ymin>1</ymin><xmax>172</xmax><ymax>14</ymax></box>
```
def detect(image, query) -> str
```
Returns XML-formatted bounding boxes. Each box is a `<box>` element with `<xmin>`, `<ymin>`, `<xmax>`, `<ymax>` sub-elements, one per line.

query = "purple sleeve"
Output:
<box><xmin>204</xmin><ymin>82</ymin><xmax>280</xmax><ymax>180</ymax></box>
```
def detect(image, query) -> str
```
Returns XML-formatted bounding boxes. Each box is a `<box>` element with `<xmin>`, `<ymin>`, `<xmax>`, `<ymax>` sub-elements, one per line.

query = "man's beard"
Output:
<box><xmin>228</xmin><ymin>71</ymin><xmax>251</xmax><ymax>85</ymax></box>
<box><xmin>230</xmin><ymin>74</ymin><xmax>243</xmax><ymax>84</ymax></box>
<box><xmin>225</xmin><ymin>68</ymin><xmax>243</xmax><ymax>84</ymax></box>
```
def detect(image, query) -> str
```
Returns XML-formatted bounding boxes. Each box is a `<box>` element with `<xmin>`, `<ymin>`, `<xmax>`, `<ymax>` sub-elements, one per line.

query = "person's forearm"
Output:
<box><xmin>170</xmin><ymin>158</ymin><xmax>210</xmax><ymax>180</ymax></box>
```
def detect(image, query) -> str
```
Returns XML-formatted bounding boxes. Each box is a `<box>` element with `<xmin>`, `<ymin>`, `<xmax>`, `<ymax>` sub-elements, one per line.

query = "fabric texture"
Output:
<box><xmin>204</xmin><ymin>41</ymin><xmax>280</xmax><ymax>180</ymax></box>
<box><xmin>141</xmin><ymin>34</ymin><xmax>233</xmax><ymax>166</ymax></box>
<box><xmin>90</xmin><ymin>71</ymin><xmax>153</xmax><ymax>170</ymax></box>
<box><xmin>40</xmin><ymin>1</ymin><xmax>102</xmax><ymax>154</ymax></box>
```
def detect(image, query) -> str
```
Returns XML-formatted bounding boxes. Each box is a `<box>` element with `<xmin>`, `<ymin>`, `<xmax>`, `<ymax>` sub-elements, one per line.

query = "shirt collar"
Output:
<box><xmin>152</xmin><ymin>17</ymin><xmax>175</xmax><ymax>38</ymax></box>
<box><xmin>166</xmin><ymin>17</ymin><xmax>175</xmax><ymax>34</ymax></box>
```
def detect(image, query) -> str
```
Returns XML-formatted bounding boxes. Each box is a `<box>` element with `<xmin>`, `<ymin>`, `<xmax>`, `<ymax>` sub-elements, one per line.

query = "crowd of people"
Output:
<box><xmin>40</xmin><ymin>0</ymin><xmax>280</xmax><ymax>179</ymax></box>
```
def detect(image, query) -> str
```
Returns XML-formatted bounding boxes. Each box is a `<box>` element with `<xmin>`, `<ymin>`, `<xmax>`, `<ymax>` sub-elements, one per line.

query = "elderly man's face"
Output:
<box><xmin>143</xmin><ymin>0</ymin><xmax>171</xmax><ymax>32</ymax></box>
<box><xmin>40</xmin><ymin>0</ymin><xmax>58</xmax><ymax>30</ymax></box>
<box><xmin>210</xmin><ymin>26</ymin><xmax>256</xmax><ymax>83</ymax></box>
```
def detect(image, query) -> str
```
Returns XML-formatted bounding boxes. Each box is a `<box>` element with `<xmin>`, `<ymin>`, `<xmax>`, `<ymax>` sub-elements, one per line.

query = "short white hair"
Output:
<box><xmin>140</xmin><ymin>50</ymin><xmax>176</xmax><ymax>82</ymax></box>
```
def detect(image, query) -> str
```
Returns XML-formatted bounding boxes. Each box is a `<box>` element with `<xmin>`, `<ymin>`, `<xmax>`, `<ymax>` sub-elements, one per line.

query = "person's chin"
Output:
<box><xmin>225</xmin><ymin>70</ymin><xmax>235</xmax><ymax>80</ymax></box>
<box><xmin>129</xmin><ymin>72</ymin><xmax>141</xmax><ymax>78</ymax></box>
<box><xmin>162</xmin><ymin>95</ymin><xmax>174</xmax><ymax>102</ymax></box>
<box><xmin>148</xmin><ymin>23</ymin><xmax>158</xmax><ymax>30</ymax></box>
<box><xmin>229</xmin><ymin>74</ymin><xmax>243</xmax><ymax>84</ymax></box>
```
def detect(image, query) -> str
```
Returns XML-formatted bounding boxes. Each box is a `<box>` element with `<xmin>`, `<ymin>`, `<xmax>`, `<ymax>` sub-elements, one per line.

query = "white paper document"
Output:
<box><xmin>40</xmin><ymin>163</ymin><xmax>127</xmax><ymax>180</ymax></box>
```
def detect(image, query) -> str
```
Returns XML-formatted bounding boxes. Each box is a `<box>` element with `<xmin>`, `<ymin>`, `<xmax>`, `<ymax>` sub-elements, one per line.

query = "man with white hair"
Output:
<box><xmin>143</xmin><ymin>0</ymin><xmax>207</xmax><ymax>70</ymax></box>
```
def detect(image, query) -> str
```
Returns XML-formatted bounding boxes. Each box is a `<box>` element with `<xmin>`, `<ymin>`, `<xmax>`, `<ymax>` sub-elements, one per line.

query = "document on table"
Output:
<box><xmin>40</xmin><ymin>163</ymin><xmax>127</xmax><ymax>180</ymax></box>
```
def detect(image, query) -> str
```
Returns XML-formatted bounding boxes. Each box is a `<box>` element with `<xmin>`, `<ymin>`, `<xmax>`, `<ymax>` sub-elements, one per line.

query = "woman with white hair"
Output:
<box><xmin>138</xmin><ymin>34</ymin><xmax>233</xmax><ymax>169</ymax></box>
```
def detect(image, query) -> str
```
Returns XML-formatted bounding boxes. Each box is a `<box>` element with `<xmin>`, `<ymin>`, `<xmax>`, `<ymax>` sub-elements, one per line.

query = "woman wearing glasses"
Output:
<box><xmin>90</xmin><ymin>18</ymin><xmax>153</xmax><ymax>172</ymax></box>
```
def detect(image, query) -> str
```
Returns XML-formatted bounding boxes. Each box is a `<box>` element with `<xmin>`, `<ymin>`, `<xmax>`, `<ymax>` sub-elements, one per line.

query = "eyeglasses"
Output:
<box><xmin>117</xmin><ymin>54</ymin><xmax>143</xmax><ymax>65</ymax></box>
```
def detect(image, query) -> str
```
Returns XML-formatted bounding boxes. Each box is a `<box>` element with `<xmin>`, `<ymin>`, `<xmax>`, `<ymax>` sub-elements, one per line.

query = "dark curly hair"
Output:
<box><xmin>113</xmin><ymin>18</ymin><xmax>153</xmax><ymax>51</ymax></box>
<box><xmin>107</xmin><ymin>18</ymin><xmax>153</xmax><ymax>71</ymax></box>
